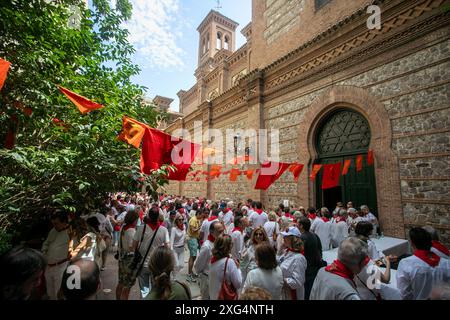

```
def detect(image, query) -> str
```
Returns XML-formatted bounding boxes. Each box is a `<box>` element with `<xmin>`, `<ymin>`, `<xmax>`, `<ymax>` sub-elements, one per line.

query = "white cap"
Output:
<box><xmin>281</xmin><ymin>226</ymin><xmax>302</xmax><ymax>238</ymax></box>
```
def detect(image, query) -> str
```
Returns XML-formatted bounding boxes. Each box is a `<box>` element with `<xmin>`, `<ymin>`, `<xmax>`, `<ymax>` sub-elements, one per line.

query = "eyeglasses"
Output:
<box><xmin>255</xmin><ymin>233</ymin><xmax>264</xmax><ymax>237</ymax></box>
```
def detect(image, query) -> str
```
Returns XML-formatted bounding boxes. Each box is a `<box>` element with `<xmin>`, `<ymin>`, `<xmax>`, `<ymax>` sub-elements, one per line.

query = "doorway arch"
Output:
<box><xmin>296</xmin><ymin>85</ymin><xmax>404</xmax><ymax>238</ymax></box>
<box><xmin>314</xmin><ymin>108</ymin><xmax>378</xmax><ymax>216</ymax></box>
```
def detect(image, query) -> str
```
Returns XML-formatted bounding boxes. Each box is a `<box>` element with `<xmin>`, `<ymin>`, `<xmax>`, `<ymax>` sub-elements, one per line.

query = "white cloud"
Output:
<box><xmin>123</xmin><ymin>0</ymin><xmax>185</xmax><ymax>69</ymax></box>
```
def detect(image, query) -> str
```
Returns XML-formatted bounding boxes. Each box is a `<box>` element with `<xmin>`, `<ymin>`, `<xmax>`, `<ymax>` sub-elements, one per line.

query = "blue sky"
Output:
<box><xmin>121</xmin><ymin>0</ymin><xmax>252</xmax><ymax>112</ymax></box>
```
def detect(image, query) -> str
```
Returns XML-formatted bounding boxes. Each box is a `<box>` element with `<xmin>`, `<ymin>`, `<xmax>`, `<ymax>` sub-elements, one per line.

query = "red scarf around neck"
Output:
<box><xmin>211</xmin><ymin>255</ymin><xmax>228</xmax><ymax>264</ymax></box>
<box><xmin>255</xmin><ymin>209</ymin><xmax>263</xmax><ymax>215</ymax></box>
<box><xmin>177</xmin><ymin>223</ymin><xmax>184</xmax><ymax>231</ymax></box>
<box><xmin>432</xmin><ymin>241</ymin><xmax>450</xmax><ymax>256</ymax></box>
<box><xmin>335</xmin><ymin>216</ymin><xmax>346</xmax><ymax>223</ymax></box>
<box><xmin>321</xmin><ymin>217</ymin><xmax>330</xmax><ymax>223</ymax></box>
<box><xmin>232</xmin><ymin>227</ymin><xmax>243</xmax><ymax>234</ymax></box>
<box><xmin>414</xmin><ymin>249</ymin><xmax>441</xmax><ymax>267</ymax></box>
<box><xmin>123</xmin><ymin>223</ymin><xmax>136</xmax><ymax>231</ymax></box>
<box><xmin>325</xmin><ymin>260</ymin><xmax>355</xmax><ymax>282</ymax></box>
<box><xmin>207</xmin><ymin>234</ymin><xmax>216</xmax><ymax>243</ymax></box>
<box><xmin>208</xmin><ymin>216</ymin><xmax>218</xmax><ymax>222</ymax></box>
<box><xmin>308</xmin><ymin>213</ymin><xmax>317</xmax><ymax>220</ymax></box>
<box><xmin>147</xmin><ymin>221</ymin><xmax>161</xmax><ymax>231</ymax></box>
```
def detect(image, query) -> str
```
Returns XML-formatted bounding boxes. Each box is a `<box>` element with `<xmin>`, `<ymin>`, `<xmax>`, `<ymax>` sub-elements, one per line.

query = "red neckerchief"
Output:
<box><xmin>208</xmin><ymin>216</ymin><xmax>218</xmax><ymax>222</ymax></box>
<box><xmin>147</xmin><ymin>221</ymin><xmax>161</xmax><ymax>231</ymax></box>
<box><xmin>177</xmin><ymin>223</ymin><xmax>184</xmax><ymax>231</ymax></box>
<box><xmin>325</xmin><ymin>260</ymin><xmax>355</xmax><ymax>284</ymax></box>
<box><xmin>432</xmin><ymin>241</ymin><xmax>450</xmax><ymax>256</ymax></box>
<box><xmin>255</xmin><ymin>209</ymin><xmax>263</xmax><ymax>215</ymax></box>
<box><xmin>335</xmin><ymin>216</ymin><xmax>346</xmax><ymax>223</ymax></box>
<box><xmin>308</xmin><ymin>213</ymin><xmax>317</xmax><ymax>220</ymax></box>
<box><xmin>232</xmin><ymin>227</ymin><xmax>243</xmax><ymax>233</ymax></box>
<box><xmin>321</xmin><ymin>217</ymin><xmax>330</xmax><ymax>223</ymax></box>
<box><xmin>225</xmin><ymin>208</ymin><xmax>232</xmax><ymax>213</ymax></box>
<box><xmin>123</xmin><ymin>223</ymin><xmax>136</xmax><ymax>231</ymax></box>
<box><xmin>139</xmin><ymin>210</ymin><xmax>144</xmax><ymax>222</ymax></box>
<box><xmin>207</xmin><ymin>234</ymin><xmax>215</xmax><ymax>243</ymax></box>
<box><xmin>414</xmin><ymin>250</ymin><xmax>441</xmax><ymax>267</ymax></box>
<box><xmin>211</xmin><ymin>255</ymin><xmax>227</xmax><ymax>264</ymax></box>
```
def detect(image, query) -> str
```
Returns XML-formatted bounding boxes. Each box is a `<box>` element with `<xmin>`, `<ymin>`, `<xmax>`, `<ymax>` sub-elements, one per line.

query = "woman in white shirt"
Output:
<box><xmin>240</xmin><ymin>226</ymin><xmax>270</xmax><ymax>283</ymax></box>
<box><xmin>243</xmin><ymin>242</ymin><xmax>284</xmax><ymax>300</ymax></box>
<box><xmin>116</xmin><ymin>210</ymin><xmax>139</xmax><ymax>300</ymax></box>
<box><xmin>209</xmin><ymin>234</ymin><xmax>242</xmax><ymax>300</ymax></box>
<box><xmin>68</xmin><ymin>218</ymin><xmax>97</xmax><ymax>263</ymax></box>
<box><xmin>170</xmin><ymin>213</ymin><xmax>187</xmax><ymax>277</ymax></box>
<box><xmin>278</xmin><ymin>227</ymin><xmax>307</xmax><ymax>300</ymax></box>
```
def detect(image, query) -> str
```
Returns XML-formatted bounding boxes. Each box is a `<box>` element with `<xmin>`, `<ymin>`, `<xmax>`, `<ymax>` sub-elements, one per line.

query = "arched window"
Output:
<box><xmin>224</xmin><ymin>35</ymin><xmax>230</xmax><ymax>50</ymax></box>
<box><xmin>216</xmin><ymin>32</ymin><xmax>222</xmax><ymax>50</ymax></box>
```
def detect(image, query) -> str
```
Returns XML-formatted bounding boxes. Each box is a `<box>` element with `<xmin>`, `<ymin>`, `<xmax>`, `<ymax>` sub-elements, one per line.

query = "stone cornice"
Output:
<box><xmin>197</xmin><ymin>10</ymin><xmax>239</xmax><ymax>34</ymax></box>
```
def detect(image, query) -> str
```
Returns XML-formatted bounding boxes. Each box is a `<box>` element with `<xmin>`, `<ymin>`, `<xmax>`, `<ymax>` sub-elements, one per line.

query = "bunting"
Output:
<box><xmin>342</xmin><ymin>159</ymin><xmax>351</xmax><ymax>176</ymax></box>
<box><xmin>289</xmin><ymin>163</ymin><xmax>304</xmax><ymax>182</ymax></box>
<box><xmin>254</xmin><ymin>161</ymin><xmax>290</xmax><ymax>190</ymax></box>
<box><xmin>58</xmin><ymin>86</ymin><xmax>104</xmax><ymax>114</ymax></box>
<box><xmin>356</xmin><ymin>155</ymin><xmax>363</xmax><ymax>172</ymax></box>
<box><xmin>246</xmin><ymin>169</ymin><xmax>255</xmax><ymax>180</ymax></box>
<box><xmin>367</xmin><ymin>150</ymin><xmax>374</xmax><ymax>166</ymax></box>
<box><xmin>229</xmin><ymin>168</ymin><xmax>240</xmax><ymax>182</ymax></box>
<box><xmin>322</xmin><ymin>163</ymin><xmax>342</xmax><ymax>190</ymax></box>
<box><xmin>309</xmin><ymin>164</ymin><xmax>322</xmax><ymax>181</ymax></box>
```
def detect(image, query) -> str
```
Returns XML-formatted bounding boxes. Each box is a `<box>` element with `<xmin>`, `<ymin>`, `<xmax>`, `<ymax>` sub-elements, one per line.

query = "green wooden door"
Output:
<box><xmin>314</xmin><ymin>109</ymin><xmax>378</xmax><ymax>216</ymax></box>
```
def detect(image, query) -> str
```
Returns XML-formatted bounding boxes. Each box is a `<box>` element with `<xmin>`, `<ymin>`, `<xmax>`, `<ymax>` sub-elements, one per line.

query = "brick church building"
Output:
<box><xmin>163</xmin><ymin>0</ymin><xmax>450</xmax><ymax>242</ymax></box>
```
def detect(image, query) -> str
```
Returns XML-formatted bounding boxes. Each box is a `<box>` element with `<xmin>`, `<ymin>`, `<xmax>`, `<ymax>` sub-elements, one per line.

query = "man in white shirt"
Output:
<box><xmin>397</xmin><ymin>227</ymin><xmax>450</xmax><ymax>300</ymax></box>
<box><xmin>194</xmin><ymin>221</ymin><xmax>224</xmax><ymax>300</ymax></box>
<box><xmin>220</xmin><ymin>201</ymin><xmax>235</xmax><ymax>233</ymax></box>
<box><xmin>231</xmin><ymin>217</ymin><xmax>245</xmax><ymax>260</ymax></box>
<box><xmin>263</xmin><ymin>212</ymin><xmax>280</xmax><ymax>248</ymax></box>
<box><xmin>42</xmin><ymin>210</ymin><xmax>70</xmax><ymax>300</ymax></box>
<box><xmin>132</xmin><ymin>207</ymin><xmax>170</xmax><ymax>299</ymax></box>
<box><xmin>249</xmin><ymin>201</ymin><xmax>268</xmax><ymax>229</ymax></box>
<box><xmin>331</xmin><ymin>209</ymin><xmax>349</xmax><ymax>248</ymax></box>
<box><xmin>313</xmin><ymin>208</ymin><xmax>333</xmax><ymax>251</ymax></box>
<box><xmin>361</xmin><ymin>205</ymin><xmax>378</xmax><ymax>236</ymax></box>
<box><xmin>310</xmin><ymin>237</ymin><xmax>368</xmax><ymax>300</ymax></box>
<box><xmin>200</xmin><ymin>209</ymin><xmax>220</xmax><ymax>244</ymax></box>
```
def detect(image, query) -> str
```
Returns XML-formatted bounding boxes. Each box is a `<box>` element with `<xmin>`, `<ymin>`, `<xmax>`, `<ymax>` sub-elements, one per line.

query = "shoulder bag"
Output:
<box><xmin>217</xmin><ymin>257</ymin><xmax>238</xmax><ymax>300</ymax></box>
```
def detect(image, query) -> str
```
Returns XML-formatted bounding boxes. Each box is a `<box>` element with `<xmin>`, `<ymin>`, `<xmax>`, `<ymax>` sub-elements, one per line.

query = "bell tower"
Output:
<box><xmin>197</xmin><ymin>10</ymin><xmax>239</xmax><ymax>68</ymax></box>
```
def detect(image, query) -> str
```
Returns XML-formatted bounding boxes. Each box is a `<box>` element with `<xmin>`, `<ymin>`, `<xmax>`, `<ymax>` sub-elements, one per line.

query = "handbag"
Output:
<box><xmin>217</xmin><ymin>258</ymin><xmax>238</xmax><ymax>300</ymax></box>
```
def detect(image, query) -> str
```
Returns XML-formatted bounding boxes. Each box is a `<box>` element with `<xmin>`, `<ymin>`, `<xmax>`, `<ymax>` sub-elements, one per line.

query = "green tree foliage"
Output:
<box><xmin>0</xmin><ymin>0</ymin><xmax>169</xmax><ymax>249</ymax></box>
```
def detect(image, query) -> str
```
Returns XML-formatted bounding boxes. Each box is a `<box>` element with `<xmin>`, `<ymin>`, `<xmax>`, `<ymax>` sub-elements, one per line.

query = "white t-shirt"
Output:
<box><xmin>249</xmin><ymin>211</ymin><xmax>268</xmax><ymax>228</ymax></box>
<box><xmin>396</xmin><ymin>254</ymin><xmax>450</xmax><ymax>300</ymax></box>
<box><xmin>279</xmin><ymin>251</ymin><xmax>307</xmax><ymax>300</ymax></box>
<box><xmin>331</xmin><ymin>221</ymin><xmax>349</xmax><ymax>248</ymax></box>
<box><xmin>200</xmin><ymin>218</ymin><xmax>218</xmax><ymax>243</ymax></box>
<box><xmin>230</xmin><ymin>230</ymin><xmax>244</xmax><ymax>260</ymax></box>
<box><xmin>133</xmin><ymin>224</ymin><xmax>170</xmax><ymax>268</ymax></box>
<box><xmin>243</xmin><ymin>267</ymin><xmax>284</xmax><ymax>300</ymax></box>
<box><xmin>313</xmin><ymin>219</ymin><xmax>332</xmax><ymax>251</ymax></box>
<box><xmin>170</xmin><ymin>226</ymin><xmax>186</xmax><ymax>249</ymax></box>
<box><xmin>209</xmin><ymin>257</ymin><xmax>242</xmax><ymax>300</ymax></box>
<box><xmin>120</xmin><ymin>227</ymin><xmax>136</xmax><ymax>253</ymax></box>
<box><xmin>194</xmin><ymin>240</ymin><xmax>214</xmax><ymax>275</ymax></box>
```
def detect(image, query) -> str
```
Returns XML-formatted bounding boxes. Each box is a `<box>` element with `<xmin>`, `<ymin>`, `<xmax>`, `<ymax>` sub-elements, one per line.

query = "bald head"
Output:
<box><xmin>61</xmin><ymin>259</ymin><xmax>100</xmax><ymax>300</ymax></box>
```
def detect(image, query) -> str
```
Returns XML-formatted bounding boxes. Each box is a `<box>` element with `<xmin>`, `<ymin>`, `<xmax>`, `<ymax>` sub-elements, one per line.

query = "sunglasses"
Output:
<box><xmin>255</xmin><ymin>233</ymin><xmax>264</xmax><ymax>236</ymax></box>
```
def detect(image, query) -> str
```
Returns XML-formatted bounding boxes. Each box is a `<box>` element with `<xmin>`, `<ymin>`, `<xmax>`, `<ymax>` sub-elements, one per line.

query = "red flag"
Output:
<box><xmin>0</xmin><ymin>58</ymin><xmax>11</xmax><ymax>90</ymax></box>
<box><xmin>58</xmin><ymin>86</ymin><xmax>104</xmax><ymax>114</ymax></box>
<box><xmin>367</xmin><ymin>150</ymin><xmax>374</xmax><ymax>166</ymax></box>
<box><xmin>254</xmin><ymin>161</ymin><xmax>290</xmax><ymax>190</ymax></box>
<box><xmin>246</xmin><ymin>169</ymin><xmax>255</xmax><ymax>180</ymax></box>
<box><xmin>342</xmin><ymin>159</ymin><xmax>351</xmax><ymax>176</ymax></box>
<box><xmin>356</xmin><ymin>155</ymin><xmax>363</xmax><ymax>172</ymax></box>
<box><xmin>309</xmin><ymin>164</ymin><xmax>322</xmax><ymax>181</ymax></box>
<box><xmin>140</xmin><ymin>128</ymin><xmax>201</xmax><ymax>181</ymax></box>
<box><xmin>322</xmin><ymin>163</ymin><xmax>342</xmax><ymax>190</ymax></box>
<box><xmin>230</xmin><ymin>168</ymin><xmax>240</xmax><ymax>182</ymax></box>
<box><xmin>289</xmin><ymin>163</ymin><xmax>304</xmax><ymax>182</ymax></box>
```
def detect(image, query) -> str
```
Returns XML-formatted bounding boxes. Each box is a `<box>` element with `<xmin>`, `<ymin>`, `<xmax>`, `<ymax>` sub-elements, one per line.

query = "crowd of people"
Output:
<box><xmin>1</xmin><ymin>193</ymin><xmax>449</xmax><ymax>301</ymax></box>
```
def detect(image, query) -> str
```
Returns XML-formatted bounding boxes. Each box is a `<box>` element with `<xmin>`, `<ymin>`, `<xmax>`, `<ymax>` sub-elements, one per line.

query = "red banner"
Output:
<box><xmin>356</xmin><ymin>155</ymin><xmax>363</xmax><ymax>172</ymax></box>
<box><xmin>289</xmin><ymin>163</ymin><xmax>304</xmax><ymax>182</ymax></box>
<box><xmin>322</xmin><ymin>163</ymin><xmax>342</xmax><ymax>190</ymax></box>
<box><xmin>254</xmin><ymin>161</ymin><xmax>290</xmax><ymax>190</ymax></box>
<box><xmin>0</xmin><ymin>58</ymin><xmax>11</xmax><ymax>90</ymax></box>
<box><xmin>309</xmin><ymin>164</ymin><xmax>322</xmax><ymax>181</ymax></box>
<box><xmin>342</xmin><ymin>159</ymin><xmax>351</xmax><ymax>176</ymax></box>
<box><xmin>229</xmin><ymin>168</ymin><xmax>240</xmax><ymax>182</ymax></box>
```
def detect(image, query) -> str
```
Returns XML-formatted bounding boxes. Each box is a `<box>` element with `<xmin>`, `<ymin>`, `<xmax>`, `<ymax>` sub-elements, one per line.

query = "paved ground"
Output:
<box><xmin>98</xmin><ymin>247</ymin><xmax>201</xmax><ymax>300</ymax></box>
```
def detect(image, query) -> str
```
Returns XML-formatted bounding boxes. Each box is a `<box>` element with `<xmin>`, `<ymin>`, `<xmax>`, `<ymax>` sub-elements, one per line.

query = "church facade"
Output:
<box><xmin>164</xmin><ymin>0</ymin><xmax>450</xmax><ymax>242</ymax></box>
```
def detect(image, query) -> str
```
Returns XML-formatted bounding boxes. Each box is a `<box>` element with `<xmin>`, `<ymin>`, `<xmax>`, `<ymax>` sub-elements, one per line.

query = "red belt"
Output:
<box><xmin>48</xmin><ymin>258</ymin><xmax>69</xmax><ymax>267</ymax></box>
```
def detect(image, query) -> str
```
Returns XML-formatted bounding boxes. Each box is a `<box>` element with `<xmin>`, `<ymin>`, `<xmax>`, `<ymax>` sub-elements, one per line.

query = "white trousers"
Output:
<box><xmin>199</xmin><ymin>273</ymin><xmax>210</xmax><ymax>300</ymax></box>
<box><xmin>173</xmin><ymin>246</ymin><xmax>185</xmax><ymax>275</ymax></box>
<box><xmin>45</xmin><ymin>262</ymin><xmax>68</xmax><ymax>300</ymax></box>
